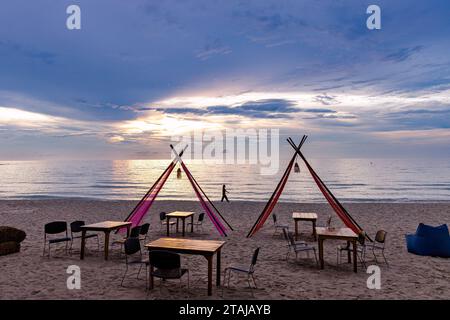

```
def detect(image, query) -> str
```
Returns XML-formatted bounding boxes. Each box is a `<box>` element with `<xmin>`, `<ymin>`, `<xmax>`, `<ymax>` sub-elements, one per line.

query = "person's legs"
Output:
<box><xmin>224</xmin><ymin>195</ymin><xmax>230</xmax><ymax>203</ymax></box>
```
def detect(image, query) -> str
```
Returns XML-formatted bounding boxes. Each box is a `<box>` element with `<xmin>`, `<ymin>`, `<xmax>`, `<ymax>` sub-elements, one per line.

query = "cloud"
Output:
<box><xmin>313</xmin><ymin>94</ymin><xmax>338</xmax><ymax>106</ymax></box>
<box><xmin>152</xmin><ymin>99</ymin><xmax>300</xmax><ymax>119</ymax></box>
<box><xmin>154</xmin><ymin>107</ymin><xmax>207</xmax><ymax>115</ymax></box>
<box><xmin>196</xmin><ymin>39</ymin><xmax>232</xmax><ymax>60</ymax></box>
<box><xmin>383</xmin><ymin>46</ymin><xmax>424</xmax><ymax>63</ymax></box>
<box><xmin>1</xmin><ymin>1</ymin><xmax>450</xmax><ymax>159</ymax></box>
<box><xmin>150</xmin><ymin>98</ymin><xmax>339</xmax><ymax>120</ymax></box>
<box><xmin>0</xmin><ymin>40</ymin><xmax>57</xmax><ymax>65</ymax></box>
<box><xmin>384</xmin><ymin>107</ymin><xmax>450</xmax><ymax>129</ymax></box>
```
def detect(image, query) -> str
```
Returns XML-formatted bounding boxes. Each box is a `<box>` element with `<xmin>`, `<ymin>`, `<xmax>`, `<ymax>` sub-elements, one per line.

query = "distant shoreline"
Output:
<box><xmin>1</xmin><ymin>198</ymin><xmax>450</xmax><ymax>204</ymax></box>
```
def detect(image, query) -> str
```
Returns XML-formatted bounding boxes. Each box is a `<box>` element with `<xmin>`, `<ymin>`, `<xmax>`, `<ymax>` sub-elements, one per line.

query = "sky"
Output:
<box><xmin>0</xmin><ymin>0</ymin><xmax>449</xmax><ymax>161</ymax></box>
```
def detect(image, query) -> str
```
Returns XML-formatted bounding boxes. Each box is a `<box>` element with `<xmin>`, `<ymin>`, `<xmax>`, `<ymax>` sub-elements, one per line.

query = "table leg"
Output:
<box><xmin>80</xmin><ymin>230</ymin><xmax>86</xmax><ymax>260</ymax></box>
<box><xmin>352</xmin><ymin>241</ymin><xmax>357</xmax><ymax>273</ymax></box>
<box><xmin>216</xmin><ymin>249</ymin><xmax>221</xmax><ymax>287</ymax></box>
<box><xmin>104</xmin><ymin>231</ymin><xmax>110</xmax><ymax>260</ymax></box>
<box><xmin>312</xmin><ymin>220</ymin><xmax>317</xmax><ymax>240</ymax></box>
<box><xmin>126</xmin><ymin>225</ymin><xmax>131</xmax><ymax>237</ymax></box>
<box><xmin>149</xmin><ymin>264</ymin><xmax>154</xmax><ymax>289</ymax></box>
<box><xmin>347</xmin><ymin>240</ymin><xmax>351</xmax><ymax>263</ymax></box>
<box><xmin>207</xmin><ymin>255</ymin><xmax>213</xmax><ymax>296</ymax></box>
<box><xmin>182</xmin><ymin>218</ymin><xmax>185</xmax><ymax>237</ymax></box>
<box><xmin>176</xmin><ymin>219</ymin><xmax>179</xmax><ymax>233</ymax></box>
<box><xmin>166</xmin><ymin>217</ymin><xmax>170</xmax><ymax>236</ymax></box>
<box><xmin>191</xmin><ymin>215</ymin><xmax>194</xmax><ymax>233</ymax></box>
<box><xmin>295</xmin><ymin>220</ymin><xmax>299</xmax><ymax>240</ymax></box>
<box><xmin>318</xmin><ymin>238</ymin><xmax>324</xmax><ymax>269</ymax></box>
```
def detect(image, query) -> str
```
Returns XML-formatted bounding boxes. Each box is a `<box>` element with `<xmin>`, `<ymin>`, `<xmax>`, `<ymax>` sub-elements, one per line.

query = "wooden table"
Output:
<box><xmin>145</xmin><ymin>237</ymin><xmax>225</xmax><ymax>296</ymax></box>
<box><xmin>316</xmin><ymin>227</ymin><xmax>359</xmax><ymax>273</ymax></box>
<box><xmin>166</xmin><ymin>211</ymin><xmax>194</xmax><ymax>237</ymax></box>
<box><xmin>80</xmin><ymin>221</ymin><xmax>131</xmax><ymax>260</ymax></box>
<box><xmin>293</xmin><ymin>212</ymin><xmax>318</xmax><ymax>240</ymax></box>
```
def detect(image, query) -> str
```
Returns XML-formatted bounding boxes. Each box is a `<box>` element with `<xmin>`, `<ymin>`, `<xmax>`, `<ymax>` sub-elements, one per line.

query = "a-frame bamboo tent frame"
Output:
<box><xmin>247</xmin><ymin>135</ymin><xmax>367</xmax><ymax>239</ymax></box>
<box><xmin>119</xmin><ymin>145</ymin><xmax>233</xmax><ymax>237</ymax></box>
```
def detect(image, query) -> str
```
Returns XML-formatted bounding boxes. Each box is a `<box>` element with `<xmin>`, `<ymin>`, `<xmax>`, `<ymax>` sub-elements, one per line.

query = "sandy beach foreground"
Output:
<box><xmin>0</xmin><ymin>200</ymin><xmax>448</xmax><ymax>300</ymax></box>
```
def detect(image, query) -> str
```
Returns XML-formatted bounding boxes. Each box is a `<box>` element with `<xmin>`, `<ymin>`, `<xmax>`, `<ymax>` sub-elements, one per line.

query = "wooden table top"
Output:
<box><xmin>145</xmin><ymin>237</ymin><xmax>225</xmax><ymax>254</ymax></box>
<box><xmin>316</xmin><ymin>227</ymin><xmax>358</xmax><ymax>240</ymax></box>
<box><xmin>292</xmin><ymin>212</ymin><xmax>318</xmax><ymax>220</ymax></box>
<box><xmin>166</xmin><ymin>211</ymin><xmax>195</xmax><ymax>218</ymax></box>
<box><xmin>80</xmin><ymin>221</ymin><xmax>131</xmax><ymax>231</ymax></box>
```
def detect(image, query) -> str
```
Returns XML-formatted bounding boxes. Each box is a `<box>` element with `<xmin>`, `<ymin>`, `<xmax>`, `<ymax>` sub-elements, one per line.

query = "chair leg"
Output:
<box><xmin>69</xmin><ymin>239</ymin><xmax>74</xmax><ymax>255</ymax></box>
<box><xmin>120</xmin><ymin>265</ymin><xmax>129</xmax><ymax>287</ymax></box>
<box><xmin>372</xmin><ymin>247</ymin><xmax>379</xmax><ymax>263</ymax></box>
<box><xmin>247</xmin><ymin>276</ymin><xmax>252</xmax><ymax>288</ymax></box>
<box><xmin>251</xmin><ymin>274</ymin><xmax>257</xmax><ymax>289</ymax></box>
<box><xmin>382</xmin><ymin>250</ymin><xmax>389</xmax><ymax>267</ymax></box>
<box><xmin>247</xmin><ymin>276</ymin><xmax>254</xmax><ymax>297</ymax></box>
<box><xmin>145</xmin><ymin>265</ymin><xmax>148</xmax><ymax>291</ymax></box>
<box><xmin>222</xmin><ymin>268</ymin><xmax>228</xmax><ymax>287</ymax></box>
<box><xmin>358</xmin><ymin>252</ymin><xmax>366</xmax><ymax>269</ymax></box>
<box><xmin>137</xmin><ymin>264</ymin><xmax>143</xmax><ymax>279</ymax></box>
<box><xmin>221</xmin><ymin>269</ymin><xmax>227</xmax><ymax>297</ymax></box>
<box><xmin>187</xmin><ymin>270</ymin><xmax>190</xmax><ymax>290</ymax></box>
<box><xmin>313</xmin><ymin>249</ymin><xmax>318</xmax><ymax>266</ymax></box>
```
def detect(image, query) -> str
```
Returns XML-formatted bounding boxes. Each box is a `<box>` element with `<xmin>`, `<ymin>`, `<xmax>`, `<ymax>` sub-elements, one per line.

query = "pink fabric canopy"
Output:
<box><xmin>247</xmin><ymin>136</ymin><xmax>364</xmax><ymax>238</ymax></box>
<box><xmin>119</xmin><ymin>150</ymin><xmax>231</xmax><ymax>236</ymax></box>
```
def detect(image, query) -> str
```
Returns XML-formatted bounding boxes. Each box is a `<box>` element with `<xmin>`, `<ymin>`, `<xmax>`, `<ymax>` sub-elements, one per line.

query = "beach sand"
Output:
<box><xmin>0</xmin><ymin>200</ymin><xmax>448</xmax><ymax>300</ymax></box>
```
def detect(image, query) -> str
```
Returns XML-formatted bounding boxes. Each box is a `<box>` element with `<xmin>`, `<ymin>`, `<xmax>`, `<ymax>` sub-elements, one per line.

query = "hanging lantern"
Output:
<box><xmin>294</xmin><ymin>162</ymin><xmax>300</xmax><ymax>173</ymax></box>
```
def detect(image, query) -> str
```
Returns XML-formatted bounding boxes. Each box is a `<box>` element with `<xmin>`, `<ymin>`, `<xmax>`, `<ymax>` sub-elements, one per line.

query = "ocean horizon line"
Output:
<box><xmin>2</xmin><ymin>195</ymin><xmax>450</xmax><ymax>204</ymax></box>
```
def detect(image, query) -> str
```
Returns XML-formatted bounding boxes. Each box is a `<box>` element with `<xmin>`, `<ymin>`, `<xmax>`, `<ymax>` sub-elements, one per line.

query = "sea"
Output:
<box><xmin>0</xmin><ymin>158</ymin><xmax>449</xmax><ymax>203</ymax></box>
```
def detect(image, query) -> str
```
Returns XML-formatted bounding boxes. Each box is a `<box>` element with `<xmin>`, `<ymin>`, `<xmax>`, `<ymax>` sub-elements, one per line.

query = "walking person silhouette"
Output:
<box><xmin>221</xmin><ymin>184</ymin><xmax>230</xmax><ymax>202</ymax></box>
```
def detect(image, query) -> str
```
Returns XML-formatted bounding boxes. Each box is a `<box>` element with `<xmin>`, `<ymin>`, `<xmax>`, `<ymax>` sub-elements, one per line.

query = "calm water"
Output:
<box><xmin>0</xmin><ymin>159</ymin><xmax>449</xmax><ymax>202</ymax></box>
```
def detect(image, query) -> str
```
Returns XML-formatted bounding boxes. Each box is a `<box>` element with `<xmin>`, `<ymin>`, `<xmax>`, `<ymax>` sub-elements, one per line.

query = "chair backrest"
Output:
<box><xmin>70</xmin><ymin>221</ymin><xmax>85</xmax><ymax>233</ymax></box>
<box><xmin>375</xmin><ymin>230</ymin><xmax>387</xmax><ymax>244</ymax></box>
<box><xmin>129</xmin><ymin>226</ymin><xmax>141</xmax><ymax>238</ymax></box>
<box><xmin>124</xmin><ymin>237</ymin><xmax>141</xmax><ymax>255</ymax></box>
<box><xmin>44</xmin><ymin>221</ymin><xmax>67</xmax><ymax>235</ymax></box>
<box><xmin>139</xmin><ymin>223</ymin><xmax>150</xmax><ymax>235</ymax></box>
<box><xmin>159</xmin><ymin>212</ymin><xmax>167</xmax><ymax>221</ymax></box>
<box><xmin>198</xmin><ymin>212</ymin><xmax>205</xmax><ymax>222</ymax></box>
<box><xmin>149</xmin><ymin>250</ymin><xmax>181</xmax><ymax>270</ymax></box>
<box><xmin>272</xmin><ymin>214</ymin><xmax>277</xmax><ymax>224</ymax></box>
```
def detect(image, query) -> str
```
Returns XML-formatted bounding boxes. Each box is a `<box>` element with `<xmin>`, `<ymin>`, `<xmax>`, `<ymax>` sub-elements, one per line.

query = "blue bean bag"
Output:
<box><xmin>406</xmin><ymin>223</ymin><xmax>450</xmax><ymax>258</ymax></box>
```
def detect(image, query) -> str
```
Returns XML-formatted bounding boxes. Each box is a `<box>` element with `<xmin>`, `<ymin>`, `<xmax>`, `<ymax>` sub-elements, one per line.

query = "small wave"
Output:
<box><xmin>90</xmin><ymin>184</ymin><xmax>140</xmax><ymax>189</ymax></box>
<box><xmin>329</xmin><ymin>183</ymin><xmax>367</xmax><ymax>187</ymax></box>
<box><xmin>403</xmin><ymin>183</ymin><xmax>450</xmax><ymax>187</ymax></box>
